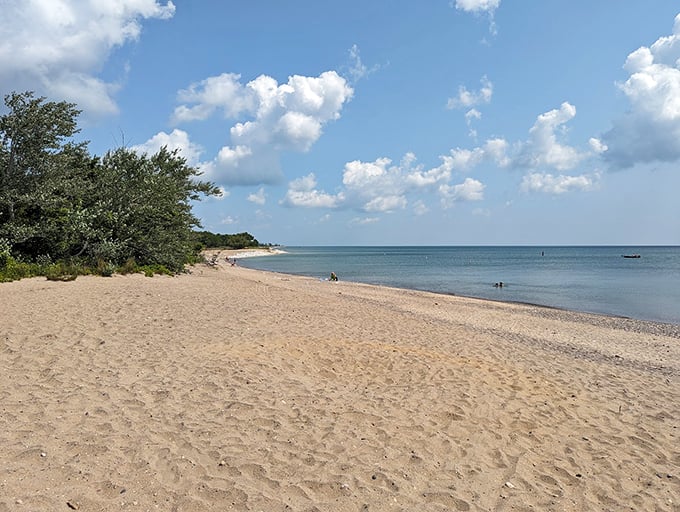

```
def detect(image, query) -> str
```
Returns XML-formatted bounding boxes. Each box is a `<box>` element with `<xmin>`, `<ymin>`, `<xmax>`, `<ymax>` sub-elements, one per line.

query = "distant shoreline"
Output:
<box><xmin>205</xmin><ymin>248</ymin><xmax>680</xmax><ymax>331</ymax></box>
<box><xmin>203</xmin><ymin>247</ymin><xmax>287</xmax><ymax>260</ymax></box>
<box><xmin>230</xmin><ymin>245</ymin><xmax>680</xmax><ymax>325</ymax></box>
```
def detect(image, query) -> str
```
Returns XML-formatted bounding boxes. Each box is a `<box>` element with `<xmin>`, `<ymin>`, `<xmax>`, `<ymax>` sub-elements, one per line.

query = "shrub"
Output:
<box><xmin>119</xmin><ymin>257</ymin><xmax>138</xmax><ymax>275</ymax></box>
<box><xmin>0</xmin><ymin>238</ymin><xmax>11</xmax><ymax>269</ymax></box>
<box><xmin>0</xmin><ymin>259</ymin><xmax>39</xmax><ymax>282</ymax></box>
<box><xmin>139</xmin><ymin>264</ymin><xmax>173</xmax><ymax>277</ymax></box>
<box><xmin>95</xmin><ymin>258</ymin><xmax>116</xmax><ymax>277</ymax></box>
<box><xmin>45</xmin><ymin>262</ymin><xmax>79</xmax><ymax>281</ymax></box>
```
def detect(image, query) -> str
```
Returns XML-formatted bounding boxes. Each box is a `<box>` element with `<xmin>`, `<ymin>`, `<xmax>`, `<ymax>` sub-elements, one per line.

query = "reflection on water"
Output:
<box><xmin>239</xmin><ymin>246</ymin><xmax>680</xmax><ymax>324</ymax></box>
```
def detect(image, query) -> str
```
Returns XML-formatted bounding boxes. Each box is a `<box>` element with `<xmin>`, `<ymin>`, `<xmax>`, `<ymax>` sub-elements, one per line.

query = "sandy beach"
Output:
<box><xmin>1</xmin><ymin>254</ymin><xmax>678</xmax><ymax>511</ymax></box>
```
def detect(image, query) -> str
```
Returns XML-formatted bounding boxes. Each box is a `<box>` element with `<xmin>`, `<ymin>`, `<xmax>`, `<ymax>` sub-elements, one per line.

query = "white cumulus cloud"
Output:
<box><xmin>247</xmin><ymin>188</ymin><xmax>267</xmax><ymax>205</ymax></box>
<box><xmin>515</xmin><ymin>102</ymin><xmax>585</xmax><ymax>171</ymax></box>
<box><xmin>444</xmin><ymin>103</ymin><xmax>600</xmax><ymax>182</ymax></box>
<box><xmin>216</xmin><ymin>145</ymin><xmax>253</xmax><ymax>168</ymax></box>
<box><xmin>280</xmin><ymin>173</ymin><xmax>344</xmax><ymax>208</ymax></box>
<box><xmin>447</xmin><ymin>76</ymin><xmax>493</xmax><ymax>109</ymax></box>
<box><xmin>427</xmin><ymin>138</ymin><xmax>509</xmax><ymax>176</ymax></box>
<box><xmin>342</xmin><ymin>158</ymin><xmax>395</xmax><ymax>189</ymax></box>
<box><xmin>442</xmin><ymin>101</ymin><xmax>603</xmax><ymax>196</ymax></box>
<box><xmin>589</xmin><ymin>138</ymin><xmax>608</xmax><ymax>154</ymax></box>
<box><xmin>521</xmin><ymin>172</ymin><xmax>599</xmax><ymax>195</ymax></box>
<box><xmin>439</xmin><ymin>178</ymin><xmax>485</xmax><ymax>208</ymax></box>
<box><xmin>454</xmin><ymin>0</ymin><xmax>501</xmax><ymax>14</ymax></box>
<box><xmin>173</xmin><ymin>71</ymin><xmax>353</xmax><ymax>185</ymax></box>
<box><xmin>341</xmin><ymin>156</ymin><xmax>417</xmax><ymax>212</ymax></box>
<box><xmin>363</xmin><ymin>195</ymin><xmax>408</xmax><ymax>213</ymax></box>
<box><xmin>173</xmin><ymin>73</ymin><xmax>255</xmax><ymax>122</ymax></box>
<box><xmin>454</xmin><ymin>0</ymin><xmax>501</xmax><ymax>35</ymax></box>
<box><xmin>603</xmin><ymin>13</ymin><xmax>680</xmax><ymax>168</ymax></box>
<box><xmin>0</xmin><ymin>0</ymin><xmax>175</xmax><ymax>117</ymax></box>
<box><xmin>282</xmin><ymin>151</ymin><xmax>490</xmax><ymax>215</ymax></box>
<box><xmin>131</xmin><ymin>129</ymin><xmax>203</xmax><ymax>165</ymax></box>
<box><xmin>464</xmin><ymin>108</ymin><xmax>482</xmax><ymax>138</ymax></box>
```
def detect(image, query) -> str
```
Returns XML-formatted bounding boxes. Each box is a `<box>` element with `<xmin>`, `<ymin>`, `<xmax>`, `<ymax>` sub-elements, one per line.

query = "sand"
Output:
<box><xmin>1</xmin><ymin>254</ymin><xmax>678</xmax><ymax>511</ymax></box>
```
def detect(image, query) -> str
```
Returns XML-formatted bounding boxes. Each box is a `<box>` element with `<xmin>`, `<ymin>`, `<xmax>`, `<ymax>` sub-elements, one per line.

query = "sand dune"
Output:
<box><xmin>1</xmin><ymin>258</ymin><xmax>678</xmax><ymax>511</ymax></box>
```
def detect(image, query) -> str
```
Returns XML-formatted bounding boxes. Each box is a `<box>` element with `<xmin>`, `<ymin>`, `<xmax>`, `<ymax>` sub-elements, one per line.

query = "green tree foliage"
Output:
<box><xmin>192</xmin><ymin>231</ymin><xmax>260</xmax><ymax>249</ymax></box>
<box><xmin>0</xmin><ymin>91</ymin><xmax>85</xmax><ymax>255</ymax></box>
<box><xmin>0</xmin><ymin>91</ymin><xmax>221</xmax><ymax>275</ymax></box>
<box><xmin>92</xmin><ymin>147</ymin><xmax>220</xmax><ymax>271</ymax></box>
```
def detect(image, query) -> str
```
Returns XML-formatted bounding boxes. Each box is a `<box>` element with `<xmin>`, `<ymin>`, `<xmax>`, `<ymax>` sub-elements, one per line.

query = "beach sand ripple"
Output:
<box><xmin>1</xmin><ymin>261</ymin><xmax>678</xmax><ymax>511</ymax></box>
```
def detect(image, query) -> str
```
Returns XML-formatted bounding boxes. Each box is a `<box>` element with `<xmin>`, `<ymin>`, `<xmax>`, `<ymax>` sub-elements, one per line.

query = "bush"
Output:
<box><xmin>0</xmin><ymin>257</ymin><xmax>41</xmax><ymax>282</ymax></box>
<box><xmin>184</xmin><ymin>250</ymin><xmax>205</xmax><ymax>266</ymax></box>
<box><xmin>119</xmin><ymin>257</ymin><xmax>138</xmax><ymax>275</ymax></box>
<box><xmin>0</xmin><ymin>252</ymin><xmax>185</xmax><ymax>282</ymax></box>
<box><xmin>0</xmin><ymin>238</ymin><xmax>11</xmax><ymax>269</ymax></box>
<box><xmin>0</xmin><ymin>239</ymin><xmax>42</xmax><ymax>282</ymax></box>
<box><xmin>139</xmin><ymin>264</ymin><xmax>173</xmax><ymax>277</ymax></box>
<box><xmin>45</xmin><ymin>262</ymin><xmax>80</xmax><ymax>281</ymax></box>
<box><xmin>95</xmin><ymin>258</ymin><xmax>116</xmax><ymax>277</ymax></box>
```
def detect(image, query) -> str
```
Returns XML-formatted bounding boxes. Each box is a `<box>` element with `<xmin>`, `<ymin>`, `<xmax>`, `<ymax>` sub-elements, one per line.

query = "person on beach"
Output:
<box><xmin>330</xmin><ymin>272</ymin><xmax>338</xmax><ymax>281</ymax></box>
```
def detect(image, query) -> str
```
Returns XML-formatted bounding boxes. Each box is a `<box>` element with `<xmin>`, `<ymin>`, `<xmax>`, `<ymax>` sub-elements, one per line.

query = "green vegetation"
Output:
<box><xmin>0</xmin><ymin>91</ymin><xmax>222</xmax><ymax>282</ymax></box>
<box><xmin>191</xmin><ymin>231</ymin><xmax>261</xmax><ymax>250</ymax></box>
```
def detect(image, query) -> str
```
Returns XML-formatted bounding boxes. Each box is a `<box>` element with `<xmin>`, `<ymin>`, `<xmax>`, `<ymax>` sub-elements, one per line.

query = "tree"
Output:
<box><xmin>91</xmin><ymin>147</ymin><xmax>221</xmax><ymax>271</ymax></box>
<box><xmin>0</xmin><ymin>91</ymin><xmax>83</xmax><ymax>256</ymax></box>
<box><xmin>192</xmin><ymin>231</ymin><xmax>261</xmax><ymax>249</ymax></box>
<box><xmin>0</xmin><ymin>91</ymin><xmax>221</xmax><ymax>273</ymax></box>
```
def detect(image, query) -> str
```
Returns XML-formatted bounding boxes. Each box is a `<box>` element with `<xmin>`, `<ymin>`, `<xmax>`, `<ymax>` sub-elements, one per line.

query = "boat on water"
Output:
<box><xmin>622</xmin><ymin>254</ymin><xmax>641</xmax><ymax>258</ymax></box>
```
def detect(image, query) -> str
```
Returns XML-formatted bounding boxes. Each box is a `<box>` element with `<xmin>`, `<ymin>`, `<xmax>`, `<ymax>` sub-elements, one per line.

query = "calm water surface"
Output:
<box><xmin>238</xmin><ymin>246</ymin><xmax>680</xmax><ymax>324</ymax></box>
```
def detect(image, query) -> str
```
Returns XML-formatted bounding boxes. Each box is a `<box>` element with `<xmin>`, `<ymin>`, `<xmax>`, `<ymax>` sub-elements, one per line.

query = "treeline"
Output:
<box><xmin>192</xmin><ymin>231</ymin><xmax>261</xmax><ymax>250</ymax></box>
<box><xmin>0</xmin><ymin>91</ymin><xmax>221</xmax><ymax>280</ymax></box>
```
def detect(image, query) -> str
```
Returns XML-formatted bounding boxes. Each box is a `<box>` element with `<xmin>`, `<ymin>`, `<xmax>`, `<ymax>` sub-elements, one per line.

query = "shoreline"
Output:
<box><xmin>1</xmin><ymin>262</ymin><xmax>678</xmax><ymax>510</ymax></box>
<box><xmin>212</xmin><ymin>260</ymin><xmax>680</xmax><ymax>383</ymax></box>
<box><xmin>204</xmin><ymin>247</ymin><xmax>287</xmax><ymax>260</ymax></box>
<box><xmin>223</xmin><ymin>249</ymin><xmax>680</xmax><ymax>329</ymax></box>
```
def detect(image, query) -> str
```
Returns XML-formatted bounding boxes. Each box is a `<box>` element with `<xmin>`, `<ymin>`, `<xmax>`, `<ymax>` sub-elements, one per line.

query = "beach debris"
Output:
<box><xmin>67</xmin><ymin>500</ymin><xmax>80</xmax><ymax>510</ymax></box>
<box><xmin>504</xmin><ymin>481</ymin><xmax>515</xmax><ymax>489</ymax></box>
<box><xmin>206</xmin><ymin>253</ymin><xmax>219</xmax><ymax>267</ymax></box>
<box><xmin>40</xmin><ymin>451</ymin><xmax>47</xmax><ymax>457</ymax></box>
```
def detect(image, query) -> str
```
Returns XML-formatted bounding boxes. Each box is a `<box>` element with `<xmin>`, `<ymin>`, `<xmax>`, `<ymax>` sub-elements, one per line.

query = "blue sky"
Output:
<box><xmin>2</xmin><ymin>1</ymin><xmax>680</xmax><ymax>245</ymax></box>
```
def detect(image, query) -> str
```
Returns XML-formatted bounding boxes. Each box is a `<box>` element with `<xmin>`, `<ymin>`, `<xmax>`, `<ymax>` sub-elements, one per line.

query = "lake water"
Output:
<box><xmin>238</xmin><ymin>246</ymin><xmax>680</xmax><ymax>324</ymax></box>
